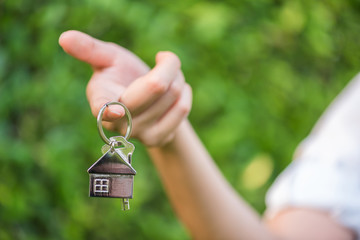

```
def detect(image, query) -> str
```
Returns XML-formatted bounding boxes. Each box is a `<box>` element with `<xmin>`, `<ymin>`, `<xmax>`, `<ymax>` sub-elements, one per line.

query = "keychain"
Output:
<box><xmin>87</xmin><ymin>102</ymin><xmax>136</xmax><ymax>211</ymax></box>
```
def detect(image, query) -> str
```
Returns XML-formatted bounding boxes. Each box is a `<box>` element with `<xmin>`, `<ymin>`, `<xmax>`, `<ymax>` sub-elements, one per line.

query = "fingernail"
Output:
<box><xmin>108</xmin><ymin>105</ymin><xmax>124</xmax><ymax>117</ymax></box>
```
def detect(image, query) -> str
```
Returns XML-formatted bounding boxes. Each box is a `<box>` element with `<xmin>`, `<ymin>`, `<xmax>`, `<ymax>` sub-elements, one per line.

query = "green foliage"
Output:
<box><xmin>1</xmin><ymin>0</ymin><xmax>360</xmax><ymax>239</ymax></box>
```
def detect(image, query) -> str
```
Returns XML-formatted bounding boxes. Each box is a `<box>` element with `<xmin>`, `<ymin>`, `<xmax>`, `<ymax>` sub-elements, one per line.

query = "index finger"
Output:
<box><xmin>59</xmin><ymin>30</ymin><xmax>118</xmax><ymax>68</ymax></box>
<box><xmin>121</xmin><ymin>51</ymin><xmax>182</xmax><ymax>112</ymax></box>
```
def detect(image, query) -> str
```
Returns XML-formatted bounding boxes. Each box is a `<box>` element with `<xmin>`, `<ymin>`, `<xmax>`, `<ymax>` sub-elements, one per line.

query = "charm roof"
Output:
<box><xmin>87</xmin><ymin>149</ymin><xmax>136</xmax><ymax>175</ymax></box>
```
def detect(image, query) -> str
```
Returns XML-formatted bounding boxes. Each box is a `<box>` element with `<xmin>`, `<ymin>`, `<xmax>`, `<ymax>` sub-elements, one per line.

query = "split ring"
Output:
<box><xmin>97</xmin><ymin>101</ymin><xmax>132</xmax><ymax>145</ymax></box>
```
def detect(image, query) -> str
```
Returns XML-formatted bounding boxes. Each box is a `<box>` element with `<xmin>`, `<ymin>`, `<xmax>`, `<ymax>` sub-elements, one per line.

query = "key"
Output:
<box><xmin>87</xmin><ymin>102</ymin><xmax>136</xmax><ymax>211</ymax></box>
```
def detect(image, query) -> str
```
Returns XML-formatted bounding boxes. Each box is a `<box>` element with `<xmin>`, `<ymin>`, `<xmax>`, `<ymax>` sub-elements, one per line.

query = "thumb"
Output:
<box><xmin>86</xmin><ymin>73</ymin><xmax>127</xmax><ymax>121</ymax></box>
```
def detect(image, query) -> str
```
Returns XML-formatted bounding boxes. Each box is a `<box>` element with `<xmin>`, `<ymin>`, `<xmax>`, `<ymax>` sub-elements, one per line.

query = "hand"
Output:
<box><xmin>59</xmin><ymin>30</ymin><xmax>192</xmax><ymax>147</ymax></box>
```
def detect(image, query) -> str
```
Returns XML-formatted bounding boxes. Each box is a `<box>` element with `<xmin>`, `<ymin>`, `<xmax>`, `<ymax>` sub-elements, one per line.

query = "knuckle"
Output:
<box><xmin>178</xmin><ymin>88</ymin><xmax>192</xmax><ymax>114</ymax></box>
<box><xmin>168</xmin><ymin>73</ymin><xmax>185</xmax><ymax>98</ymax></box>
<box><xmin>158</xmin><ymin>51</ymin><xmax>181</xmax><ymax>69</ymax></box>
<box><xmin>146</xmin><ymin>75</ymin><xmax>168</xmax><ymax>95</ymax></box>
<box><xmin>178</xmin><ymin>102</ymin><xmax>191</xmax><ymax>116</ymax></box>
<box><xmin>178</xmin><ymin>87</ymin><xmax>192</xmax><ymax>115</ymax></box>
<box><xmin>104</xmin><ymin>42</ymin><xmax>120</xmax><ymax>54</ymax></box>
<box><xmin>167</xmin><ymin>52</ymin><xmax>181</xmax><ymax>69</ymax></box>
<box><xmin>169</xmin><ymin>82</ymin><xmax>182</xmax><ymax>98</ymax></box>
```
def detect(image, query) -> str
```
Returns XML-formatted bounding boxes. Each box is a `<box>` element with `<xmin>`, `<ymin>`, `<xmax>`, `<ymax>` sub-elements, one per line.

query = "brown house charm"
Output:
<box><xmin>87</xmin><ymin>136</ymin><xmax>136</xmax><ymax>209</ymax></box>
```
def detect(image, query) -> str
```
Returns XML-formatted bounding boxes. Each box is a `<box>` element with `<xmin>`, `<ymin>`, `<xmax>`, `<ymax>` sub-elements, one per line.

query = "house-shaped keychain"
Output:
<box><xmin>87</xmin><ymin>136</ymin><xmax>136</xmax><ymax>209</ymax></box>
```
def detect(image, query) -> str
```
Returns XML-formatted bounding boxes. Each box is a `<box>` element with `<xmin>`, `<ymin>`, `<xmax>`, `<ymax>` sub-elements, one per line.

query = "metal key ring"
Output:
<box><xmin>97</xmin><ymin>101</ymin><xmax>132</xmax><ymax>145</ymax></box>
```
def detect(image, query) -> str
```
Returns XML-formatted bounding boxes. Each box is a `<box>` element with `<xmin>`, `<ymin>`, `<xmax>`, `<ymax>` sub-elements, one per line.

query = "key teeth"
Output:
<box><xmin>122</xmin><ymin>198</ymin><xmax>130</xmax><ymax>211</ymax></box>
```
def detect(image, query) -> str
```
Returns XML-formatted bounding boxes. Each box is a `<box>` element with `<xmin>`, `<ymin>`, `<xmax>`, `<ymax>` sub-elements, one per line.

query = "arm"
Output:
<box><xmin>148</xmin><ymin>120</ymin><xmax>271</xmax><ymax>239</ymax></box>
<box><xmin>59</xmin><ymin>30</ymin><xmax>353</xmax><ymax>240</ymax></box>
<box><xmin>146</xmin><ymin>120</ymin><xmax>355</xmax><ymax>240</ymax></box>
<box><xmin>266</xmin><ymin>208</ymin><xmax>355</xmax><ymax>240</ymax></box>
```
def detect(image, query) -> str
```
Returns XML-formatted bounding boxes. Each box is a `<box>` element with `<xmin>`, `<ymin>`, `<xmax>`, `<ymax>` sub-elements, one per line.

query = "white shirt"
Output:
<box><xmin>266</xmin><ymin>74</ymin><xmax>360</xmax><ymax>238</ymax></box>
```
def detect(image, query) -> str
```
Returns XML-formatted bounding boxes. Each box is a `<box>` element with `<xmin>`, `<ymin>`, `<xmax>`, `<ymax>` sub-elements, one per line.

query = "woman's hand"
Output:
<box><xmin>59</xmin><ymin>30</ymin><xmax>192</xmax><ymax>147</ymax></box>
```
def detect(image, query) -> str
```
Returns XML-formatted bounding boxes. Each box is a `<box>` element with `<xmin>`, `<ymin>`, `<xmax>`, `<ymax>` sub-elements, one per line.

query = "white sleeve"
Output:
<box><xmin>266</xmin><ymin>73</ymin><xmax>360</xmax><ymax>238</ymax></box>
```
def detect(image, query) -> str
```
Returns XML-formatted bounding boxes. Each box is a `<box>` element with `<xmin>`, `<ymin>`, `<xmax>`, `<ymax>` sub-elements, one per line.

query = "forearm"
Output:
<box><xmin>147</xmin><ymin>120</ymin><xmax>273</xmax><ymax>240</ymax></box>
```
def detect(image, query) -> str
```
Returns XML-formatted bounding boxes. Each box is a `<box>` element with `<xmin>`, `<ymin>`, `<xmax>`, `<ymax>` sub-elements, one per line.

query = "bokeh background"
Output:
<box><xmin>2</xmin><ymin>0</ymin><xmax>360</xmax><ymax>239</ymax></box>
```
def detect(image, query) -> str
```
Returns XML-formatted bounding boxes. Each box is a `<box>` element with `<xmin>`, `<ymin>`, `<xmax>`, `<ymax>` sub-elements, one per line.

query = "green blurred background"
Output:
<box><xmin>1</xmin><ymin>0</ymin><xmax>360</xmax><ymax>239</ymax></box>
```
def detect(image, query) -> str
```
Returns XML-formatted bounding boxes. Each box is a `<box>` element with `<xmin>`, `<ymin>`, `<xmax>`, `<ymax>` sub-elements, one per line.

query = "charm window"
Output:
<box><xmin>94</xmin><ymin>179</ymin><xmax>109</xmax><ymax>193</ymax></box>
